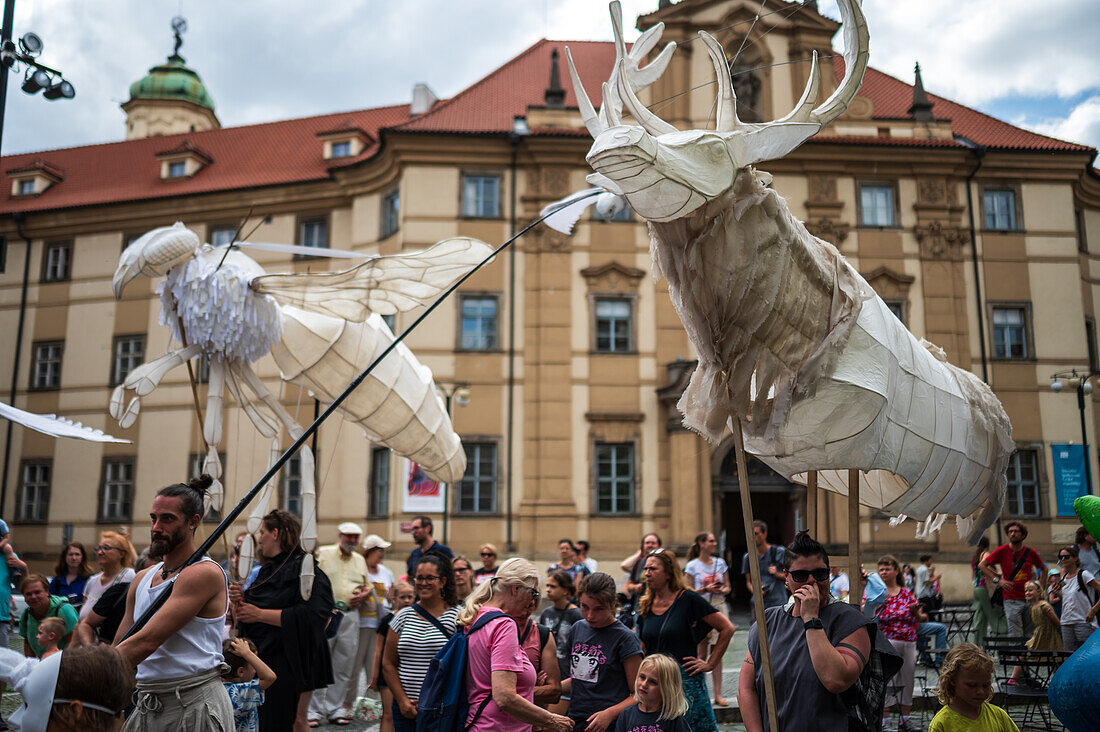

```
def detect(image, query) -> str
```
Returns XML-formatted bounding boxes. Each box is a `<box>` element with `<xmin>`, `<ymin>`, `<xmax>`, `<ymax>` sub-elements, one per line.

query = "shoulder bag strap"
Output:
<box><xmin>412</xmin><ymin>602</ymin><xmax>453</xmax><ymax>638</ymax></box>
<box><xmin>519</xmin><ymin>619</ymin><xmax>533</xmax><ymax>645</ymax></box>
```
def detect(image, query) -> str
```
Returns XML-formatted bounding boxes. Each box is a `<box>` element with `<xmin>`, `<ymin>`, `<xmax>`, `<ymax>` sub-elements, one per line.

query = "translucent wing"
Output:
<box><xmin>251</xmin><ymin>237</ymin><xmax>492</xmax><ymax>322</ymax></box>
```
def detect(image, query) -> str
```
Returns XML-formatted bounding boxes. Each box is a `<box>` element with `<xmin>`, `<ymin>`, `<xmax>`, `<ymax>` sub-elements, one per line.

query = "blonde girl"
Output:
<box><xmin>1023</xmin><ymin>580</ymin><xmax>1062</xmax><ymax>651</ymax></box>
<box><xmin>928</xmin><ymin>643</ymin><xmax>1017</xmax><ymax>731</ymax></box>
<box><xmin>613</xmin><ymin>654</ymin><xmax>690</xmax><ymax>732</ymax></box>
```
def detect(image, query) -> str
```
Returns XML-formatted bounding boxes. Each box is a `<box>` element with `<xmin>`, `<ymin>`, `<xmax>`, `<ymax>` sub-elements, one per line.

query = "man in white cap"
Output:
<box><xmin>308</xmin><ymin>522</ymin><xmax>371</xmax><ymax>727</ymax></box>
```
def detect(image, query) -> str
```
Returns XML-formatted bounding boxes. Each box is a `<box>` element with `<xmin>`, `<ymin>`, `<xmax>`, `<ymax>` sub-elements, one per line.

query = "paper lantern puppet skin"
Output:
<box><xmin>111</xmin><ymin>224</ymin><xmax>490</xmax><ymax>589</ymax></box>
<box><xmin>569</xmin><ymin>0</ymin><xmax>1013</xmax><ymax>543</ymax></box>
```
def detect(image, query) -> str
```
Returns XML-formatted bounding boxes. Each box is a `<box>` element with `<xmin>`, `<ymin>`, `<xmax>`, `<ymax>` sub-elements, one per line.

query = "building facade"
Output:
<box><xmin>2</xmin><ymin>0</ymin><xmax>1099</xmax><ymax>597</ymax></box>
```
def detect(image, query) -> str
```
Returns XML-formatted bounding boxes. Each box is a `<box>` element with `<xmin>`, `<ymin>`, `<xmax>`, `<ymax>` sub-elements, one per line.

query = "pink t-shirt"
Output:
<box><xmin>465</xmin><ymin>608</ymin><xmax>536</xmax><ymax>732</ymax></box>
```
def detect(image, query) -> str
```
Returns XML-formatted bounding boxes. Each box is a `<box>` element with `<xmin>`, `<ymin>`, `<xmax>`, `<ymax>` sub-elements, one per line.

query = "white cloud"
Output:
<box><xmin>1017</xmin><ymin>96</ymin><xmax>1100</xmax><ymax>151</ymax></box>
<box><xmin>3</xmin><ymin>0</ymin><xmax>1098</xmax><ymax>156</ymax></box>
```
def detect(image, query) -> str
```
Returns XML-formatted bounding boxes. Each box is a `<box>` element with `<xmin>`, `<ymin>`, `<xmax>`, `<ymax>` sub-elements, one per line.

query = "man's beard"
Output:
<box><xmin>151</xmin><ymin>528</ymin><xmax>187</xmax><ymax>554</ymax></box>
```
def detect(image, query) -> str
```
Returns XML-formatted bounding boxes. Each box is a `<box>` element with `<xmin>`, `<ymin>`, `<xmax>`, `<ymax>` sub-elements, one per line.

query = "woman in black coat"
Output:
<box><xmin>230</xmin><ymin>510</ymin><xmax>334</xmax><ymax>732</ymax></box>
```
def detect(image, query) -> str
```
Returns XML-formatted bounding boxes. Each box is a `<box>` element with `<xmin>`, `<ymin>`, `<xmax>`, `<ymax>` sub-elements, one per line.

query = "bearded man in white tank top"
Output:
<box><xmin>116</xmin><ymin>474</ymin><xmax>234</xmax><ymax>730</ymax></box>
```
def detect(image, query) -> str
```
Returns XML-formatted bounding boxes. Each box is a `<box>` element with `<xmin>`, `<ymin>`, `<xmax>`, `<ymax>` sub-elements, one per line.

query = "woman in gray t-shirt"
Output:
<box><xmin>738</xmin><ymin>532</ymin><xmax>892</xmax><ymax>732</ymax></box>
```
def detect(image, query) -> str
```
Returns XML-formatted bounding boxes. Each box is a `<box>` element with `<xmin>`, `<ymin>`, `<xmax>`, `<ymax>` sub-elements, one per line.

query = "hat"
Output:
<box><xmin>362</xmin><ymin>534</ymin><xmax>392</xmax><ymax>551</ymax></box>
<box><xmin>337</xmin><ymin>522</ymin><xmax>364</xmax><ymax>536</ymax></box>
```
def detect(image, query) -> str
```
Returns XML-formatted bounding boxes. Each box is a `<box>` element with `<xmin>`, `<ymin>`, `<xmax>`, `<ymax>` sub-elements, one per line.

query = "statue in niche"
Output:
<box><xmin>730</xmin><ymin>58</ymin><xmax>762</xmax><ymax>122</ymax></box>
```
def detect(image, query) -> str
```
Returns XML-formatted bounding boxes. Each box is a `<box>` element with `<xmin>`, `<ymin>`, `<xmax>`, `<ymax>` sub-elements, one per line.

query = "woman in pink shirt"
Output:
<box><xmin>457</xmin><ymin>557</ymin><xmax>573</xmax><ymax>732</ymax></box>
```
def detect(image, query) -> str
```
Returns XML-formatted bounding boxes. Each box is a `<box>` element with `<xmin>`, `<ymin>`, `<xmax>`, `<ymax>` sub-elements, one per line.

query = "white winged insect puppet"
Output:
<box><xmin>111</xmin><ymin>224</ymin><xmax>491</xmax><ymax>594</ymax></box>
<box><xmin>564</xmin><ymin>0</ymin><xmax>1012</xmax><ymax>543</ymax></box>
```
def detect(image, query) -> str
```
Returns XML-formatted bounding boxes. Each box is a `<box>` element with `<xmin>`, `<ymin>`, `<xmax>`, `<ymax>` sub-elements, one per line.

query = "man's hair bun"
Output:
<box><xmin>189</xmin><ymin>473</ymin><xmax>213</xmax><ymax>495</ymax></box>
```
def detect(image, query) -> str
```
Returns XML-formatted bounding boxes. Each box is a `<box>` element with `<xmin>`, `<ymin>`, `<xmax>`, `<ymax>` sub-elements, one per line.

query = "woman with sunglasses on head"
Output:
<box><xmin>50</xmin><ymin>542</ymin><xmax>92</xmax><ymax>614</ymax></box>
<box><xmin>460</xmin><ymin>558</ymin><xmax>572</xmax><ymax>732</ymax></box>
<box><xmin>877</xmin><ymin>554</ymin><xmax>923</xmax><ymax>731</ymax></box>
<box><xmin>1054</xmin><ymin>545</ymin><xmax>1100</xmax><ymax>652</ymax></box>
<box><xmin>738</xmin><ymin>532</ymin><xmax>894</xmax><ymax>732</ymax></box>
<box><xmin>79</xmin><ymin>532</ymin><xmax>135</xmax><ymax>622</ymax></box>
<box><xmin>383</xmin><ymin>553</ymin><xmax>459</xmax><ymax>732</ymax></box>
<box><xmin>475</xmin><ymin>544</ymin><xmax>499</xmax><ymax>586</ymax></box>
<box><xmin>635</xmin><ymin>550</ymin><xmax>732</xmax><ymax>732</ymax></box>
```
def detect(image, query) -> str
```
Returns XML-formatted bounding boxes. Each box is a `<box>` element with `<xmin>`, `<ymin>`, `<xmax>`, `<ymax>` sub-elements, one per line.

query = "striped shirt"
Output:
<box><xmin>389</xmin><ymin>604</ymin><xmax>459</xmax><ymax>700</ymax></box>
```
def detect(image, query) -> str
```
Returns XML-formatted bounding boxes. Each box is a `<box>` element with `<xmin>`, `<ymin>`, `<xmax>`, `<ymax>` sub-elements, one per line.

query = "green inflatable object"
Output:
<box><xmin>1074</xmin><ymin>494</ymin><xmax>1100</xmax><ymax>539</ymax></box>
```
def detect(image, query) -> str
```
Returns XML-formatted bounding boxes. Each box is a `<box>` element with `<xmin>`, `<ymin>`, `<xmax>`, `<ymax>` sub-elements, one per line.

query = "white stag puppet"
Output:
<box><xmin>111</xmin><ymin>224</ymin><xmax>490</xmax><ymax>590</ymax></box>
<box><xmin>566</xmin><ymin>0</ymin><xmax>1012</xmax><ymax>542</ymax></box>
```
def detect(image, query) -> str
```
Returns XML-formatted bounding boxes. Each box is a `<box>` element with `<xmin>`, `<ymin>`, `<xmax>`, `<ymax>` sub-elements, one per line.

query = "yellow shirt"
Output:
<box><xmin>315</xmin><ymin>544</ymin><xmax>368</xmax><ymax>609</ymax></box>
<box><xmin>928</xmin><ymin>703</ymin><xmax>1019</xmax><ymax>732</ymax></box>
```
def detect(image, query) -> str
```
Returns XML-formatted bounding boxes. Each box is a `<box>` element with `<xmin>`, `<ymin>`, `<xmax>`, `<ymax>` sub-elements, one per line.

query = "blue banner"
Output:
<box><xmin>1052</xmin><ymin>443</ymin><xmax>1089</xmax><ymax>517</ymax></box>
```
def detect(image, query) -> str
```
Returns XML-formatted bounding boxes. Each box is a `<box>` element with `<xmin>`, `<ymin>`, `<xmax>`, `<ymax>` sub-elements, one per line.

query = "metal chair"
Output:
<box><xmin>996</xmin><ymin>650</ymin><xmax>1070</xmax><ymax>731</ymax></box>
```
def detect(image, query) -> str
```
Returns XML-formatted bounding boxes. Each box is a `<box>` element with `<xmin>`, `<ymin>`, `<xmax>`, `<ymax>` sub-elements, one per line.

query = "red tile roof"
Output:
<box><xmin>3</xmin><ymin>39</ymin><xmax>1092</xmax><ymax>214</ymax></box>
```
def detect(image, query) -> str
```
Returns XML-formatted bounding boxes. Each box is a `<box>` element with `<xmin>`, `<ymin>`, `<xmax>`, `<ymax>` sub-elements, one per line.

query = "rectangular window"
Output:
<box><xmin>101</xmin><ymin>458</ymin><xmax>135</xmax><ymax>522</ymax></box>
<box><xmin>31</xmin><ymin>341</ymin><xmax>63</xmax><ymax>390</ymax></box>
<box><xmin>331</xmin><ymin>140</ymin><xmax>352</xmax><ymax>158</ymax></box>
<box><xmin>43</xmin><ymin>242</ymin><xmax>72</xmax><ymax>282</ymax></box>
<box><xmin>462</xmin><ymin>174</ymin><xmax>500</xmax><ymax>218</ymax></box>
<box><xmin>209</xmin><ymin>227</ymin><xmax>236</xmax><ymax>248</ymax></box>
<box><xmin>1088</xmin><ymin>318</ymin><xmax>1099</xmax><ymax>374</ymax></box>
<box><xmin>17</xmin><ymin>179</ymin><xmax>35</xmax><ymax>195</ymax></box>
<box><xmin>368</xmin><ymin>447</ymin><xmax>390</xmax><ymax>517</ymax></box>
<box><xmin>992</xmin><ymin>306</ymin><xmax>1030</xmax><ymax>359</ymax></box>
<box><xmin>1005</xmin><ymin>450</ymin><xmax>1040</xmax><ymax>517</ymax></box>
<box><xmin>859</xmin><ymin>183</ymin><xmax>896</xmax><ymax>227</ymax></box>
<box><xmin>112</xmin><ymin>335</ymin><xmax>145</xmax><ymax>386</ymax></box>
<box><xmin>283</xmin><ymin>454</ymin><xmax>304</xmax><ymax>516</ymax></box>
<box><xmin>18</xmin><ymin>461</ymin><xmax>50</xmax><ymax>523</ymax></box>
<box><xmin>595</xmin><ymin>442</ymin><xmax>634</xmax><ymax>514</ymax></box>
<box><xmin>459</xmin><ymin>295</ymin><xmax>499</xmax><ymax>350</ymax></box>
<box><xmin>883</xmin><ymin>299</ymin><xmax>907</xmax><ymax>324</ymax></box>
<box><xmin>457</xmin><ymin>442</ymin><xmax>497</xmax><ymax>513</ymax></box>
<box><xmin>594</xmin><ymin>298</ymin><xmax>633</xmax><ymax>352</ymax></box>
<box><xmin>168</xmin><ymin>161</ymin><xmax>187</xmax><ymax>178</ymax></box>
<box><xmin>381</xmin><ymin>190</ymin><xmax>400</xmax><ymax>238</ymax></box>
<box><xmin>298</xmin><ymin>218</ymin><xmax>328</xmax><ymax>252</ymax></box>
<box><xmin>190</xmin><ymin>452</ymin><xmax>225</xmax><ymax>522</ymax></box>
<box><xmin>1076</xmin><ymin>208</ymin><xmax>1089</xmax><ymax>254</ymax></box>
<box><xmin>983</xmin><ymin>189</ymin><xmax>1017</xmax><ymax>231</ymax></box>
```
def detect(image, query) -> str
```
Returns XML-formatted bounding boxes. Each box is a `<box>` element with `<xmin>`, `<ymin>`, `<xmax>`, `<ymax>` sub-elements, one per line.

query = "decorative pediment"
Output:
<box><xmin>580</xmin><ymin>261</ymin><xmax>645</xmax><ymax>292</ymax></box>
<box><xmin>862</xmin><ymin>266</ymin><xmax>915</xmax><ymax>299</ymax></box>
<box><xmin>7</xmin><ymin>158</ymin><xmax>64</xmax><ymax>197</ymax></box>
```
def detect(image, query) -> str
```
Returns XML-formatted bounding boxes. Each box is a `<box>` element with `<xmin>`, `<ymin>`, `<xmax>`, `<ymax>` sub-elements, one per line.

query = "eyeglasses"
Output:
<box><xmin>414</xmin><ymin>575</ymin><xmax>442</xmax><ymax>584</ymax></box>
<box><xmin>94</xmin><ymin>545</ymin><xmax>123</xmax><ymax>553</ymax></box>
<box><xmin>522</xmin><ymin>584</ymin><xmax>539</xmax><ymax>601</ymax></box>
<box><xmin>788</xmin><ymin>568</ymin><xmax>831</xmax><ymax>583</ymax></box>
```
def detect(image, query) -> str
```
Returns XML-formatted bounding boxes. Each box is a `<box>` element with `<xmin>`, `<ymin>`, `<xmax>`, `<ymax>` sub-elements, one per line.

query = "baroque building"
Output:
<box><xmin>2</xmin><ymin>0</ymin><xmax>1098</xmax><ymax>598</ymax></box>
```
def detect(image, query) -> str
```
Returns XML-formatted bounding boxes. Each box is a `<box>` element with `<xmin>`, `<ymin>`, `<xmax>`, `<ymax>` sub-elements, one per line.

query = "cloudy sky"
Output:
<box><xmin>2</xmin><ymin>0</ymin><xmax>1097</xmax><ymax>157</ymax></box>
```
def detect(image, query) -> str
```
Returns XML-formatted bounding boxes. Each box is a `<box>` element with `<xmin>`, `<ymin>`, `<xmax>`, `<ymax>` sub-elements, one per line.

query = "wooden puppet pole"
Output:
<box><xmin>732</xmin><ymin>419</ymin><xmax>780</xmax><ymax>732</ymax></box>
<box><xmin>848</xmin><ymin>469</ymin><xmax>860</xmax><ymax>606</ymax></box>
<box><xmin>806</xmin><ymin>470</ymin><xmax>818</xmax><ymax>536</ymax></box>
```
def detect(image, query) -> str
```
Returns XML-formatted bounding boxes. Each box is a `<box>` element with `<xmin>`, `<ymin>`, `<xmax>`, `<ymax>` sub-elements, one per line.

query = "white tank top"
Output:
<box><xmin>133</xmin><ymin>558</ymin><xmax>228</xmax><ymax>681</ymax></box>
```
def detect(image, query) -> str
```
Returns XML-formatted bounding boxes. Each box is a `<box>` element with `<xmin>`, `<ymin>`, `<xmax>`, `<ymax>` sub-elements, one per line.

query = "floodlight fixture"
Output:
<box><xmin>21</xmin><ymin>68</ymin><xmax>50</xmax><ymax>94</ymax></box>
<box><xmin>43</xmin><ymin>79</ymin><xmax>75</xmax><ymax>100</ymax></box>
<box><xmin>18</xmin><ymin>33</ymin><xmax>43</xmax><ymax>57</ymax></box>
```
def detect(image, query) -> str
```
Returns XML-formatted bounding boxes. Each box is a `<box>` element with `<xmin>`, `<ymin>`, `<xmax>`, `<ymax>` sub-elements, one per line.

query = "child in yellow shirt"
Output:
<box><xmin>929</xmin><ymin>643</ymin><xmax>1018</xmax><ymax>731</ymax></box>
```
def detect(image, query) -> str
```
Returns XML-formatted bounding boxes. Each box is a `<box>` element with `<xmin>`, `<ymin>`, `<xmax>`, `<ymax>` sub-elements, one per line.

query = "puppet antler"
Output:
<box><xmin>565</xmin><ymin>0</ymin><xmax>675</xmax><ymax>139</ymax></box>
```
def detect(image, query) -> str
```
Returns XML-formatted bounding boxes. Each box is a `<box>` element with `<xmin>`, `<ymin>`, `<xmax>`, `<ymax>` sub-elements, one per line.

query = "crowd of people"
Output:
<box><xmin>0</xmin><ymin>480</ymin><xmax>1095</xmax><ymax>732</ymax></box>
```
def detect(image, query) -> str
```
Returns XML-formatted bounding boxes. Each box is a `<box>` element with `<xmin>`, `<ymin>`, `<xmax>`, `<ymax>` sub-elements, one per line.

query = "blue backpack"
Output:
<box><xmin>415</xmin><ymin>609</ymin><xmax>511</xmax><ymax>732</ymax></box>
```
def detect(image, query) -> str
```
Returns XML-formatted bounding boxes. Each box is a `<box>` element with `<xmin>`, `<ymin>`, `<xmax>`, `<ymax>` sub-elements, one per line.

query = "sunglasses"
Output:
<box><xmin>1058</xmin><ymin>555</ymin><xmax>1073</xmax><ymax>561</ymax></box>
<box><xmin>480</xmin><ymin>552</ymin><xmax>495</xmax><ymax>557</ymax></box>
<box><xmin>94</xmin><ymin>544</ymin><xmax>123</xmax><ymax>553</ymax></box>
<box><xmin>788</xmin><ymin>568</ymin><xmax>831</xmax><ymax>583</ymax></box>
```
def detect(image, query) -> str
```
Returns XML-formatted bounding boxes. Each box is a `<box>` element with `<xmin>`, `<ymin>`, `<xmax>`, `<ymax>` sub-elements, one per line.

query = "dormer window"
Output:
<box><xmin>331</xmin><ymin>140</ymin><xmax>352</xmax><ymax>158</ymax></box>
<box><xmin>156</xmin><ymin>142</ymin><xmax>212</xmax><ymax>181</ymax></box>
<box><xmin>317</xmin><ymin>126</ymin><xmax>371</xmax><ymax>161</ymax></box>
<box><xmin>8</xmin><ymin>159</ymin><xmax>64</xmax><ymax>197</ymax></box>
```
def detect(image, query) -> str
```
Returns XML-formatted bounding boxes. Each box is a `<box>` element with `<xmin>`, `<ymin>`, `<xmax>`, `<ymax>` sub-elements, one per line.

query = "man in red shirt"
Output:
<box><xmin>979</xmin><ymin>521</ymin><xmax>1047</xmax><ymax>638</ymax></box>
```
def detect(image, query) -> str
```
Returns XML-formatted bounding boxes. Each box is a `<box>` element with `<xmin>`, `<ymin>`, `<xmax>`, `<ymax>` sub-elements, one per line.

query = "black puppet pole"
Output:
<box><xmin>117</xmin><ymin>190</ymin><xmax>602</xmax><ymax>644</ymax></box>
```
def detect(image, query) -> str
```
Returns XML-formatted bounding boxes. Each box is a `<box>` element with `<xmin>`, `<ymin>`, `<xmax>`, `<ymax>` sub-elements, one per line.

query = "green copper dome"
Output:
<box><xmin>128</xmin><ymin>54</ymin><xmax>215</xmax><ymax>111</ymax></box>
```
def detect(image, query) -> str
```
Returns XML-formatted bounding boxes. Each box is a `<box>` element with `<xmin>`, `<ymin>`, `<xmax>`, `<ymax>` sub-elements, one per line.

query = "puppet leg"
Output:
<box><xmin>109</xmin><ymin>345</ymin><xmax>202</xmax><ymax>428</ymax></box>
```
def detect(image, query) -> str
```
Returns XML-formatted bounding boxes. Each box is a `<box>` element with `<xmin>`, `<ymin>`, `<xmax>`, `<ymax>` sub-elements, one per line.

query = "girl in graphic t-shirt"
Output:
<box><xmin>613</xmin><ymin>654</ymin><xmax>690</xmax><ymax>732</ymax></box>
<box><xmin>565</xmin><ymin>573</ymin><xmax>644</xmax><ymax>732</ymax></box>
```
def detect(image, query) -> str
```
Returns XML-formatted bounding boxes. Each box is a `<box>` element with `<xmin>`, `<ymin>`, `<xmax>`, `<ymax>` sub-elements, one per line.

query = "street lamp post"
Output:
<box><xmin>437</xmin><ymin>382</ymin><xmax>470</xmax><ymax>544</ymax></box>
<box><xmin>1050</xmin><ymin>368</ymin><xmax>1100</xmax><ymax>497</ymax></box>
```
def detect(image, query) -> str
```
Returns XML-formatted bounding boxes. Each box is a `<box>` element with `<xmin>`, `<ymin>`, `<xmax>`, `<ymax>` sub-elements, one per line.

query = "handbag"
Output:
<box><xmin>324</xmin><ymin>608</ymin><xmax>344</xmax><ymax>639</ymax></box>
<box><xmin>990</xmin><ymin>549</ymin><xmax>1031</xmax><ymax>608</ymax></box>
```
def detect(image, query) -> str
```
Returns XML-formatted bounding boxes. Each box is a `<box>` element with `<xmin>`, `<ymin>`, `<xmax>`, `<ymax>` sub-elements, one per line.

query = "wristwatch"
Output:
<box><xmin>803</xmin><ymin>617</ymin><xmax>824</xmax><ymax>631</ymax></box>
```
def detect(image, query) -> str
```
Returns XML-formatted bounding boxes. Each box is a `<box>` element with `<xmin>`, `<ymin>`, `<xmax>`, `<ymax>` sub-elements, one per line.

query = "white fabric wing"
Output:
<box><xmin>0</xmin><ymin>401</ymin><xmax>130</xmax><ymax>443</ymax></box>
<box><xmin>252</xmin><ymin>237</ymin><xmax>493</xmax><ymax>321</ymax></box>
